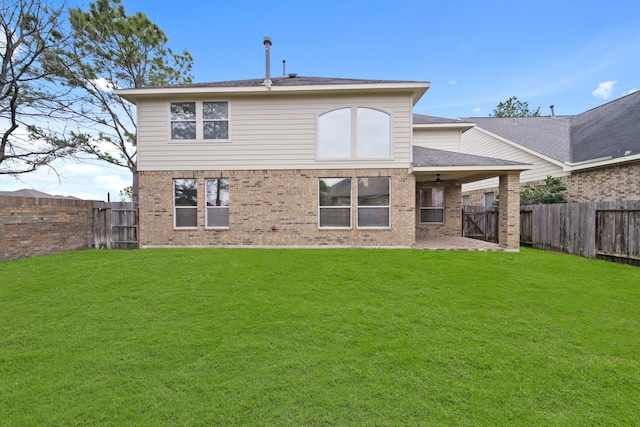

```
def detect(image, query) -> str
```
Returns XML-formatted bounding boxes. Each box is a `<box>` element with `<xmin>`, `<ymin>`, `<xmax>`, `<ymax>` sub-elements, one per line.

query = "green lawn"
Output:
<box><xmin>1</xmin><ymin>248</ymin><xmax>638</xmax><ymax>426</ymax></box>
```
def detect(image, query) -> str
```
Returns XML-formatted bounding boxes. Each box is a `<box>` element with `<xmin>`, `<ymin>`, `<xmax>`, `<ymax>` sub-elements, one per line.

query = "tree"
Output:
<box><xmin>0</xmin><ymin>0</ymin><xmax>76</xmax><ymax>175</ymax></box>
<box><xmin>490</xmin><ymin>96</ymin><xmax>541</xmax><ymax>117</ymax></box>
<box><xmin>520</xmin><ymin>175</ymin><xmax>567</xmax><ymax>205</ymax></box>
<box><xmin>44</xmin><ymin>0</ymin><xmax>193</xmax><ymax>204</ymax></box>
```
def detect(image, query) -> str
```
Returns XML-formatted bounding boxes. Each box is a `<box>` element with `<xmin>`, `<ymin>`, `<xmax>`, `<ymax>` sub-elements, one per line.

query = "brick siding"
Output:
<box><xmin>415</xmin><ymin>185</ymin><xmax>462</xmax><ymax>238</ymax></box>
<box><xmin>463</xmin><ymin>162</ymin><xmax>640</xmax><ymax>205</ymax></box>
<box><xmin>139</xmin><ymin>168</ymin><xmax>417</xmax><ymax>247</ymax></box>
<box><xmin>1</xmin><ymin>196</ymin><xmax>95</xmax><ymax>262</ymax></box>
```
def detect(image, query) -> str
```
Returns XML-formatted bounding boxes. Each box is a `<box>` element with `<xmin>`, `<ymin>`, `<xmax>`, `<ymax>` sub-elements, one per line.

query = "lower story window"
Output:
<box><xmin>206</xmin><ymin>178</ymin><xmax>230</xmax><ymax>228</ymax></box>
<box><xmin>319</xmin><ymin>178</ymin><xmax>351</xmax><ymax>228</ymax></box>
<box><xmin>174</xmin><ymin>178</ymin><xmax>197</xmax><ymax>228</ymax></box>
<box><xmin>357</xmin><ymin>177</ymin><xmax>390</xmax><ymax>228</ymax></box>
<box><xmin>420</xmin><ymin>187</ymin><xmax>444</xmax><ymax>223</ymax></box>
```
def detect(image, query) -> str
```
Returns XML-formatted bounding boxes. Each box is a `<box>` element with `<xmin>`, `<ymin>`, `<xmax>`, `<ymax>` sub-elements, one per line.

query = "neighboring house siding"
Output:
<box><xmin>138</xmin><ymin>168</ymin><xmax>416</xmax><ymax>247</ymax></box>
<box><xmin>137</xmin><ymin>94</ymin><xmax>413</xmax><ymax>171</ymax></box>
<box><xmin>461</xmin><ymin>128</ymin><xmax>565</xmax><ymax>192</ymax></box>
<box><xmin>412</xmin><ymin>129</ymin><xmax>460</xmax><ymax>152</ymax></box>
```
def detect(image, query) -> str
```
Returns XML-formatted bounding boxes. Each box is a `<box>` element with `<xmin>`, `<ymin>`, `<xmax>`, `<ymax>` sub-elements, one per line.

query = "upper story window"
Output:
<box><xmin>170</xmin><ymin>101</ymin><xmax>229</xmax><ymax>141</ymax></box>
<box><xmin>170</xmin><ymin>102</ymin><xmax>197</xmax><ymax>140</ymax></box>
<box><xmin>318</xmin><ymin>107</ymin><xmax>390</xmax><ymax>159</ymax></box>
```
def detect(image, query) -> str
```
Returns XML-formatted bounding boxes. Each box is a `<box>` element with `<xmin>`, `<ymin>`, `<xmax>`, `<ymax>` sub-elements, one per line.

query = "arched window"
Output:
<box><xmin>318</xmin><ymin>107</ymin><xmax>391</xmax><ymax>159</ymax></box>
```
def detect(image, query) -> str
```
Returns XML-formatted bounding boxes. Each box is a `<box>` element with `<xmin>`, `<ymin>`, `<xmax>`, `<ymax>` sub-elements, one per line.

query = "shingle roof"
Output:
<box><xmin>462</xmin><ymin>116</ymin><xmax>573</xmax><ymax>162</ymax></box>
<box><xmin>153</xmin><ymin>76</ymin><xmax>428</xmax><ymax>89</ymax></box>
<box><xmin>413</xmin><ymin>114</ymin><xmax>467</xmax><ymax>125</ymax></box>
<box><xmin>570</xmin><ymin>90</ymin><xmax>640</xmax><ymax>162</ymax></box>
<box><xmin>412</xmin><ymin>146</ymin><xmax>527</xmax><ymax>168</ymax></box>
<box><xmin>461</xmin><ymin>91</ymin><xmax>640</xmax><ymax>164</ymax></box>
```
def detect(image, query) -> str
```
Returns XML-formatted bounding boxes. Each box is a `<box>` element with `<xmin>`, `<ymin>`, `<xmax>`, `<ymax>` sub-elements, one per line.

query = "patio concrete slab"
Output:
<box><xmin>414</xmin><ymin>237</ymin><xmax>504</xmax><ymax>251</ymax></box>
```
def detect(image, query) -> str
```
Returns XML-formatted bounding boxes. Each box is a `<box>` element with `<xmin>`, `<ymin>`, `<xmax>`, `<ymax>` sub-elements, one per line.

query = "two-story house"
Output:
<box><xmin>116</xmin><ymin>40</ymin><xmax>529</xmax><ymax>250</ymax></box>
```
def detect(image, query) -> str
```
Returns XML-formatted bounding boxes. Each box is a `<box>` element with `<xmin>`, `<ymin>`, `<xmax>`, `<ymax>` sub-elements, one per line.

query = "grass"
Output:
<box><xmin>1</xmin><ymin>248</ymin><xmax>638</xmax><ymax>426</ymax></box>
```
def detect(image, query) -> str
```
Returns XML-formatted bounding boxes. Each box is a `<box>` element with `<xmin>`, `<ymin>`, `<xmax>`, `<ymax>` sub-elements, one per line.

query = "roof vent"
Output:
<box><xmin>263</xmin><ymin>37</ymin><xmax>272</xmax><ymax>88</ymax></box>
<box><xmin>288</xmin><ymin>73</ymin><xmax>298</xmax><ymax>78</ymax></box>
<box><xmin>550</xmin><ymin>105</ymin><xmax>555</xmax><ymax>116</ymax></box>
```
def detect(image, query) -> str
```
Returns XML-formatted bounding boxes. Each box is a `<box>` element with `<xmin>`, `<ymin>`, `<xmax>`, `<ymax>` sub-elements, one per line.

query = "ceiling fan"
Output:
<box><xmin>434</xmin><ymin>174</ymin><xmax>458</xmax><ymax>185</ymax></box>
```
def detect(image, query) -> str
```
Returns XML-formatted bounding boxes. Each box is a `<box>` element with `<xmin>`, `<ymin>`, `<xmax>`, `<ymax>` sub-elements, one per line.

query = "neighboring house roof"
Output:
<box><xmin>412</xmin><ymin>146</ymin><xmax>526</xmax><ymax>168</ymax></box>
<box><xmin>570</xmin><ymin>90</ymin><xmax>640</xmax><ymax>162</ymax></box>
<box><xmin>0</xmin><ymin>189</ymin><xmax>79</xmax><ymax>199</ymax></box>
<box><xmin>461</xmin><ymin>116</ymin><xmax>573</xmax><ymax>163</ymax></box>
<box><xmin>413</xmin><ymin>114</ymin><xmax>469</xmax><ymax>125</ymax></box>
<box><xmin>116</xmin><ymin>75</ymin><xmax>431</xmax><ymax>105</ymax></box>
<box><xmin>461</xmin><ymin>90</ymin><xmax>640</xmax><ymax>165</ymax></box>
<box><xmin>413</xmin><ymin>114</ymin><xmax>475</xmax><ymax>131</ymax></box>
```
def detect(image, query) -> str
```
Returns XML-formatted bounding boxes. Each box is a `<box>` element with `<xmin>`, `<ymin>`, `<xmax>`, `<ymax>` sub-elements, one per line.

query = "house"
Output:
<box><xmin>0</xmin><ymin>189</ymin><xmax>80</xmax><ymax>199</ymax></box>
<box><xmin>456</xmin><ymin>91</ymin><xmax>640</xmax><ymax>205</ymax></box>
<box><xmin>115</xmin><ymin>39</ymin><xmax>529</xmax><ymax>250</ymax></box>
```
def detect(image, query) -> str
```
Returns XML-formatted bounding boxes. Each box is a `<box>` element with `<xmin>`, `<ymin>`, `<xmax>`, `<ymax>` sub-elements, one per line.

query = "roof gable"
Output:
<box><xmin>461</xmin><ymin>91</ymin><xmax>640</xmax><ymax>165</ymax></box>
<box><xmin>462</xmin><ymin>116</ymin><xmax>573</xmax><ymax>163</ymax></box>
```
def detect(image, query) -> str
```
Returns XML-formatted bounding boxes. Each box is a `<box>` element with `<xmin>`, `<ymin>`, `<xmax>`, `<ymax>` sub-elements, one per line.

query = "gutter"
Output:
<box><xmin>563</xmin><ymin>153</ymin><xmax>640</xmax><ymax>172</ymax></box>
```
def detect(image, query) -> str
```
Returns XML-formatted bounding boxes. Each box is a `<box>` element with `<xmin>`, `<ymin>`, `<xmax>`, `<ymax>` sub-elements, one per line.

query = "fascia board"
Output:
<box><xmin>413</xmin><ymin>123</ymin><xmax>476</xmax><ymax>131</ymax></box>
<box><xmin>563</xmin><ymin>153</ymin><xmax>640</xmax><ymax>171</ymax></box>
<box><xmin>116</xmin><ymin>82</ymin><xmax>430</xmax><ymax>104</ymax></box>
<box><xmin>410</xmin><ymin>164</ymin><xmax>532</xmax><ymax>173</ymax></box>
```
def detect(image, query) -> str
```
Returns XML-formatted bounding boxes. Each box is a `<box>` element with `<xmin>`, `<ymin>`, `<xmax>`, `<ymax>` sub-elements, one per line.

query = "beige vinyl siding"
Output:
<box><xmin>461</xmin><ymin>128</ymin><xmax>566</xmax><ymax>191</ymax></box>
<box><xmin>412</xmin><ymin>128</ymin><xmax>461</xmax><ymax>151</ymax></box>
<box><xmin>137</xmin><ymin>93</ymin><xmax>413</xmax><ymax>171</ymax></box>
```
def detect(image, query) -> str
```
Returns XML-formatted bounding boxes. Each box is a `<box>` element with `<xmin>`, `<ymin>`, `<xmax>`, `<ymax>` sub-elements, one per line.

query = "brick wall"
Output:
<box><xmin>1</xmin><ymin>196</ymin><xmax>95</xmax><ymax>262</ymax></box>
<box><xmin>139</xmin><ymin>168</ymin><xmax>416</xmax><ymax>247</ymax></box>
<box><xmin>463</xmin><ymin>161</ymin><xmax>640</xmax><ymax>205</ymax></box>
<box><xmin>563</xmin><ymin>162</ymin><xmax>640</xmax><ymax>202</ymax></box>
<box><xmin>415</xmin><ymin>185</ymin><xmax>462</xmax><ymax>238</ymax></box>
<box><xmin>498</xmin><ymin>173</ymin><xmax>521</xmax><ymax>250</ymax></box>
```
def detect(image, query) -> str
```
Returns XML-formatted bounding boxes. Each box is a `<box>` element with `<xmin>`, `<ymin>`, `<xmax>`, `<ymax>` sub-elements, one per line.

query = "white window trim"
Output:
<box><xmin>420</xmin><ymin>187</ymin><xmax>445</xmax><ymax>225</ymax></box>
<box><xmin>205</xmin><ymin>178</ymin><xmax>230</xmax><ymax>230</ymax></box>
<box><xmin>318</xmin><ymin>178</ymin><xmax>352</xmax><ymax>229</ymax></box>
<box><xmin>357</xmin><ymin>177</ymin><xmax>391</xmax><ymax>229</ymax></box>
<box><xmin>316</xmin><ymin>106</ymin><xmax>392</xmax><ymax>161</ymax></box>
<box><xmin>169</xmin><ymin>100</ymin><xmax>231</xmax><ymax>142</ymax></box>
<box><xmin>173</xmin><ymin>179</ymin><xmax>198</xmax><ymax>229</ymax></box>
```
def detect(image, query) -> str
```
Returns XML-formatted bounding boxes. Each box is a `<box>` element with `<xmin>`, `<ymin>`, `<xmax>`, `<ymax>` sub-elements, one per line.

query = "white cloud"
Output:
<box><xmin>90</xmin><ymin>77</ymin><xmax>115</xmax><ymax>92</ymax></box>
<box><xmin>623</xmin><ymin>88</ymin><xmax>638</xmax><ymax>95</ymax></box>
<box><xmin>0</xmin><ymin>159</ymin><xmax>131</xmax><ymax>201</ymax></box>
<box><xmin>592</xmin><ymin>80</ymin><xmax>617</xmax><ymax>99</ymax></box>
<box><xmin>473</xmin><ymin>107</ymin><xmax>481</xmax><ymax>114</ymax></box>
<box><xmin>448</xmin><ymin>78</ymin><xmax>458</xmax><ymax>85</ymax></box>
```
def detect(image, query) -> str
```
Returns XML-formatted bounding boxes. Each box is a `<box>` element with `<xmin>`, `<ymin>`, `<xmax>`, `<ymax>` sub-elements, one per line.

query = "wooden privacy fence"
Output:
<box><xmin>520</xmin><ymin>200</ymin><xmax>640</xmax><ymax>264</ymax></box>
<box><xmin>93</xmin><ymin>202</ymin><xmax>138</xmax><ymax>249</ymax></box>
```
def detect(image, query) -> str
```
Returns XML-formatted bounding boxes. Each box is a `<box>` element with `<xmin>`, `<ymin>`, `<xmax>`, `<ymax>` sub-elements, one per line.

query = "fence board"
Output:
<box><xmin>462</xmin><ymin>206</ymin><xmax>498</xmax><ymax>242</ymax></box>
<box><xmin>518</xmin><ymin>200</ymin><xmax>640</xmax><ymax>264</ymax></box>
<box><xmin>93</xmin><ymin>202</ymin><xmax>137</xmax><ymax>249</ymax></box>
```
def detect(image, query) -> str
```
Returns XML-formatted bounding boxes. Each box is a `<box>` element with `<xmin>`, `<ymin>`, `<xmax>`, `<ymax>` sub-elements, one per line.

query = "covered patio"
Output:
<box><xmin>411</xmin><ymin>146</ymin><xmax>531</xmax><ymax>251</ymax></box>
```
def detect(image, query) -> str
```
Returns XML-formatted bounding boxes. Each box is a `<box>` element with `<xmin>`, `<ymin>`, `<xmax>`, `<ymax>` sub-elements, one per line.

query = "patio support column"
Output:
<box><xmin>498</xmin><ymin>172</ymin><xmax>521</xmax><ymax>251</ymax></box>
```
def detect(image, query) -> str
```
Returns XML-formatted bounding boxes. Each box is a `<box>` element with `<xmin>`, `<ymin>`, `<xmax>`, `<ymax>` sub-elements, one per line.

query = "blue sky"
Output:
<box><xmin>2</xmin><ymin>0</ymin><xmax>639</xmax><ymax>199</ymax></box>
